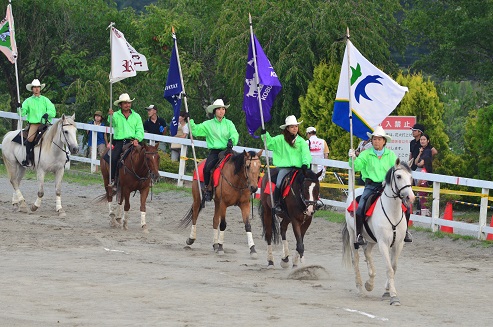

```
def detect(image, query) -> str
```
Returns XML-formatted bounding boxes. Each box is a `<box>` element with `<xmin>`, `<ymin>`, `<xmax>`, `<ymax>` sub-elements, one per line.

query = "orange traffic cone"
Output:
<box><xmin>441</xmin><ymin>202</ymin><xmax>454</xmax><ymax>233</ymax></box>
<box><xmin>486</xmin><ymin>216</ymin><xmax>493</xmax><ymax>241</ymax></box>
<box><xmin>408</xmin><ymin>205</ymin><xmax>413</xmax><ymax>227</ymax></box>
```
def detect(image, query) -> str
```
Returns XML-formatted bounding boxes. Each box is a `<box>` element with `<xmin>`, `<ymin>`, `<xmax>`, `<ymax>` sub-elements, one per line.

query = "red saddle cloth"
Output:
<box><xmin>263</xmin><ymin>170</ymin><xmax>299</xmax><ymax>199</ymax></box>
<box><xmin>347</xmin><ymin>197</ymin><xmax>407</xmax><ymax>217</ymax></box>
<box><xmin>192</xmin><ymin>153</ymin><xmax>232</xmax><ymax>187</ymax></box>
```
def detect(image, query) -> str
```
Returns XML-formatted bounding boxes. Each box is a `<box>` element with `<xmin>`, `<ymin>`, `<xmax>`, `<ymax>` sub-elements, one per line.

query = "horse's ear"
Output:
<box><xmin>316</xmin><ymin>170</ymin><xmax>323</xmax><ymax>179</ymax></box>
<box><xmin>395</xmin><ymin>158</ymin><xmax>401</xmax><ymax>166</ymax></box>
<box><xmin>61</xmin><ymin>113</ymin><xmax>66</xmax><ymax>120</ymax></box>
<box><xmin>71</xmin><ymin>113</ymin><xmax>75</xmax><ymax>120</ymax></box>
<box><xmin>257</xmin><ymin>149</ymin><xmax>263</xmax><ymax>157</ymax></box>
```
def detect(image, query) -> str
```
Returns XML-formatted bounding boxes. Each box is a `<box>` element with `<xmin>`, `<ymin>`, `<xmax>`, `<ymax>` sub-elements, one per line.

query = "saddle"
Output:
<box><xmin>192</xmin><ymin>151</ymin><xmax>234</xmax><ymax>189</ymax></box>
<box><xmin>346</xmin><ymin>189</ymin><xmax>383</xmax><ymax>220</ymax></box>
<box><xmin>11</xmin><ymin>123</ymin><xmax>49</xmax><ymax>146</ymax></box>
<box><xmin>265</xmin><ymin>168</ymin><xmax>298</xmax><ymax>198</ymax></box>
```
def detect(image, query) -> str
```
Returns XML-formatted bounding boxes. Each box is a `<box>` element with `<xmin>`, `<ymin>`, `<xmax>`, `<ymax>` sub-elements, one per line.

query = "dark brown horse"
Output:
<box><xmin>100</xmin><ymin>143</ymin><xmax>160</xmax><ymax>232</ymax></box>
<box><xmin>180</xmin><ymin>149</ymin><xmax>263</xmax><ymax>257</ymax></box>
<box><xmin>259</xmin><ymin>167</ymin><xmax>322</xmax><ymax>268</ymax></box>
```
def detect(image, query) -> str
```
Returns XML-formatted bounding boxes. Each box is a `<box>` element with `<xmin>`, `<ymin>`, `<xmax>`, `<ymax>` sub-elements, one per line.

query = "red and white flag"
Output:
<box><xmin>109</xmin><ymin>26</ymin><xmax>148</xmax><ymax>83</ymax></box>
<box><xmin>0</xmin><ymin>4</ymin><xmax>17</xmax><ymax>64</ymax></box>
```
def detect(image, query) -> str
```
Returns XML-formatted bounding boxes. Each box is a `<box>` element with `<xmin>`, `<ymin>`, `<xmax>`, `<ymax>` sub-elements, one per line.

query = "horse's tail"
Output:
<box><xmin>179</xmin><ymin>202</ymin><xmax>204</xmax><ymax>229</ymax></box>
<box><xmin>341</xmin><ymin>222</ymin><xmax>353</xmax><ymax>268</ymax></box>
<box><xmin>94</xmin><ymin>193</ymin><xmax>108</xmax><ymax>204</ymax></box>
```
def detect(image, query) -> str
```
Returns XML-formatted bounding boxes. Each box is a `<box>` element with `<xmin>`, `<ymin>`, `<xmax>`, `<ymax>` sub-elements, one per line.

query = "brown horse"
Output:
<box><xmin>259</xmin><ymin>167</ymin><xmax>322</xmax><ymax>268</ymax></box>
<box><xmin>100</xmin><ymin>143</ymin><xmax>160</xmax><ymax>232</ymax></box>
<box><xmin>180</xmin><ymin>149</ymin><xmax>263</xmax><ymax>257</ymax></box>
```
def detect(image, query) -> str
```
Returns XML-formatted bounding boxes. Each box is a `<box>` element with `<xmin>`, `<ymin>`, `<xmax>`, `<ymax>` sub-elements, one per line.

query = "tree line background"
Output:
<box><xmin>1</xmin><ymin>0</ymin><xmax>492</xmax><ymax>182</ymax></box>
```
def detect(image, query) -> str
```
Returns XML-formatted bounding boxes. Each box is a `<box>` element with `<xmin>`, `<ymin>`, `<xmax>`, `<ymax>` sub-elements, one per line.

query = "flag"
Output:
<box><xmin>0</xmin><ymin>4</ymin><xmax>17</xmax><ymax>64</ymax></box>
<box><xmin>164</xmin><ymin>36</ymin><xmax>183</xmax><ymax>137</ymax></box>
<box><xmin>109</xmin><ymin>27</ymin><xmax>148</xmax><ymax>83</ymax></box>
<box><xmin>242</xmin><ymin>34</ymin><xmax>282</xmax><ymax>137</ymax></box>
<box><xmin>332</xmin><ymin>40</ymin><xmax>408</xmax><ymax>139</ymax></box>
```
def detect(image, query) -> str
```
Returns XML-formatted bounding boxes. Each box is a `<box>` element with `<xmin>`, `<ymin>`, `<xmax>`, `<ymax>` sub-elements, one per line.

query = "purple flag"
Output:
<box><xmin>242</xmin><ymin>34</ymin><xmax>282</xmax><ymax>137</ymax></box>
<box><xmin>164</xmin><ymin>36</ymin><xmax>183</xmax><ymax>136</ymax></box>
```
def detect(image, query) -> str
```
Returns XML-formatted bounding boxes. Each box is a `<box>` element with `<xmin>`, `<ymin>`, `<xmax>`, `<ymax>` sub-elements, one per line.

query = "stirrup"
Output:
<box><xmin>404</xmin><ymin>230</ymin><xmax>413</xmax><ymax>243</ymax></box>
<box><xmin>273</xmin><ymin>203</ymin><xmax>283</xmax><ymax>215</ymax></box>
<box><xmin>204</xmin><ymin>189</ymin><xmax>213</xmax><ymax>202</ymax></box>
<box><xmin>356</xmin><ymin>234</ymin><xmax>367</xmax><ymax>246</ymax></box>
<box><xmin>21</xmin><ymin>160</ymin><xmax>31</xmax><ymax>167</ymax></box>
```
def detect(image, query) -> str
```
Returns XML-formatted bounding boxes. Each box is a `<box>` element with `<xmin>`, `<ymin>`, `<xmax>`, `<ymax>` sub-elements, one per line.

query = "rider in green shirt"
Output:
<box><xmin>261</xmin><ymin>115</ymin><xmax>312</xmax><ymax>215</ymax></box>
<box><xmin>189</xmin><ymin>99</ymin><xmax>239</xmax><ymax>201</ymax></box>
<box><xmin>348</xmin><ymin>126</ymin><xmax>412</xmax><ymax>247</ymax></box>
<box><xmin>21</xmin><ymin>79</ymin><xmax>56</xmax><ymax>166</ymax></box>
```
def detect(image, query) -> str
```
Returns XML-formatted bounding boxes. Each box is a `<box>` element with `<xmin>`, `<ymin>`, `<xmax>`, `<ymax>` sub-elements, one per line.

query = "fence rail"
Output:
<box><xmin>1</xmin><ymin>111</ymin><xmax>492</xmax><ymax>240</ymax></box>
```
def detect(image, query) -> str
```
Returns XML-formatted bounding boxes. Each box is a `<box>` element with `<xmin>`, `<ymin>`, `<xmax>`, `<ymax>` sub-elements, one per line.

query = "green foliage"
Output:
<box><xmin>158</xmin><ymin>150</ymin><xmax>179</xmax><ymax>174</ymax></box>
<box><xmin>464</xmin><ymin>104</ymin><xmax>493</xmax><ymax>180</ymax></box>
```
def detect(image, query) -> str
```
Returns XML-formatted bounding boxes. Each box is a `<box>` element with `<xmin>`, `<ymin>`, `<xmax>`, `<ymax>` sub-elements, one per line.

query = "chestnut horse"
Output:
<box><xmin>342</xmin><ymin>159</ymin><xmax>415</xmax><ymax>305</ymax></box>
<box><xmin>180</xmin><ymin>149</ymin><xmax>263</xmax><ymax>257</ymax></box>
<box><xmin>259</xmin><ymin>167</ymin><xmax>322</xmax><ymax>268</ymax></box>
<box><xmin>100</xmin><ymin>143</ymin><xmax>160</xmax><ymax>232</ymax></box>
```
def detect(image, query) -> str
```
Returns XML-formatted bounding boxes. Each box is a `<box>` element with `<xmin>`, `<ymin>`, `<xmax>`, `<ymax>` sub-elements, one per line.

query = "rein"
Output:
<box><xmin>287</xmin><ymin>173</ymin><xmax>319</xmax><ymax>218</ymax></box>
<box><xmin>220</xmin><ymin>156</ymin><xmax>260</xmax><ymax>192</ymax></box>
<box><xmin>46</xmin><ymin>120</ymin><xmax>75</xmax><ymax>164</ymax></box>
<box><xmin>123</xmin><ymin>148</ymin><xmax>158</xmax><ymax>199</ymax></box>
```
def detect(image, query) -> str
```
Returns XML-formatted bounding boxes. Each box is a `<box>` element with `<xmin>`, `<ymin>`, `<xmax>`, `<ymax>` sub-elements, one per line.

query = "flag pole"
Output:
<box><xmin>8</xmin><ymin>1</ymin><xmax>22</xmax><ymax>136</ymax></box>
<box><xmin>346</xmin><ymin>27</ymin><xmax>357</xmax><ymax>239</ymax></box>
<box><xmin>249</xmin><ymin>13</ymin><xmax>275</xmax><ymax>211</ymax></box>
<box><xmin>172</xmin><ymin>27</ymin><xmax>203</xmax><ymax>201</ymax></box>
<box><xmin>107</xmin><ymin>22</ymin><xmax>114</xmax><ymax>185</ymax></box>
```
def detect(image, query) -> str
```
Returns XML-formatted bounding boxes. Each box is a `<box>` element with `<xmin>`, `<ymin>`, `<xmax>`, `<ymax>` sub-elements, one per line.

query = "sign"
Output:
<box><xmin>381</xmin><ymin>116</ymin><xmax>416</xmax><ymax>161</ymax></box>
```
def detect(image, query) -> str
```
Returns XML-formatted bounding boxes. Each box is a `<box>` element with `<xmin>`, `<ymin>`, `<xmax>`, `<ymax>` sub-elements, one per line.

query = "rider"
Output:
<box><xmin>188</xmin><ymin>99</ymin><xmax>239</xmax><ymax>202</ymax></box>
<box><xmin>106</xmin><ymin>93</ymin><xmax>144</xmax><ymax>191</ymax></box>
<box><xmin>20</xmin><ymin>79</ymin><xmax>56</xmax><ymax>166</ymax></box>
<box><xmin>261</xmin><ymin>115</ymin><xmax>312</xmax><ymax>215</ymax></box>
<box><xmin>348</xmin><ymin>126</ymin><xmax>412</xmax><ymax>247</ymax></box>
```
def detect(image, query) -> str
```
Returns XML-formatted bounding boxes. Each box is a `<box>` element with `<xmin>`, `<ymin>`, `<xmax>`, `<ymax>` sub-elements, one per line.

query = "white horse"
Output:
<box><xmin>342</xmin><ymin>159</ymin><xmax>415</xmax><ymax>306</ymax></box>
<box><xmin>1</xmin><ymin>114</ymin><xmax>79</xmax><ymax>216</ymax></box>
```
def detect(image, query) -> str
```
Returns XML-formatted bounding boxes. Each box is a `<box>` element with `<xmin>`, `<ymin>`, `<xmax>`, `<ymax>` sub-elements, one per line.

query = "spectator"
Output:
<box><xmin>143</xmin><ymin>105</ymin><xmax>167</xmax><ymax>152</ymax></box>
<box><xmin>415</xmin><ymin>133</ymin><xmax>433</xmax><ymax>215</ymax></box>
<box><xmin>170</xmin><ymin>111</ymin><xmax>190</xmax><ymax>162</ymax></box>
<box><xmin>305</xmin><ymin>126</ymin><xmax>329</xmax><ymax>181</ymax></box>
<box><xmin>87</xmin><ymin>110</ymin><xmax>108</xmax><ymax>172</ymax></box>
<box><xmin>409</xmin><ymin>123</ymin><xmax>437</xmax><ymax>172</ymax></box>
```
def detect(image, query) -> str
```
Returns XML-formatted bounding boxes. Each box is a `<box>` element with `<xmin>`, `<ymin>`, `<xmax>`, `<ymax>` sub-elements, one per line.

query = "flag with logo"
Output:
<box><xmin>163</xmin><ymin>35</ymin><xmax>183</xmax><ymax>136</ymax></box>
<box><xmin>242</xmin><ymin>34</ymin><xmax>282</xmax><ymax>137</ymax></box>
<box><xmin>109</xmin><ymin>26</ymin><xmax>148</xmax><ymax>83</ymax></box>
<box><xmin>332</xmin><ymin>40</ymin><xmax>408</xmax><ymax>139</ymax></box>
<box><xmin>0</xmin><ymin>4</ymin><xmax>17</xmax><ymax>64</ymax></box>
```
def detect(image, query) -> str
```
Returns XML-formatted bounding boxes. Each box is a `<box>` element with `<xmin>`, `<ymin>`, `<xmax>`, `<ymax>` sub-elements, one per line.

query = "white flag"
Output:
<box><xmin>109</xmin><ymin>27</ymin><xmax>148</xmax><ymax>83</ymax></box>
<box><xmin>333</xmin><ymin>40</ymin><xmax>408</xmax><ymax>139</ymax></box>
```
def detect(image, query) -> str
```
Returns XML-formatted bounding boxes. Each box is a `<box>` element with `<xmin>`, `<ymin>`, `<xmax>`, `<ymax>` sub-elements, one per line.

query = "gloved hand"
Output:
<box><xmin>227</xmin><ymin>139</ymin><xmax>233</xmax><ymax>150</ymax></box>
<box><xmin>42</xmin><ymin>113</ymin><xmax>49</xmax><ymax>122</ymax></box>
<box><xmin>261</xmin><ymin>129</ymin><xmax>266</xmax><ymax>135</ymax></box>
<box><xmin>348</xmin><ymin>149</ymin><xmax>356</xmax><ymax>159</ymax></box>
<box><xmin>301</xmin><ymin>164</ymin><xmax>308</xmax><ymax>174</ymax></box>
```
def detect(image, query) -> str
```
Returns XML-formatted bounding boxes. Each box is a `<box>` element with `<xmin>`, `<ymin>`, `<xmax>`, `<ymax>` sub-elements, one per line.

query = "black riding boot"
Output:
<box><xmin>273</xmin><ymin>187</ymin><xmax>282</xmax><ymax>215</ymax></box>
<box><xmin>21</xmin><ymin>141</ymin><xmax>33</xmax><ymax>167</ymax></box>
<box><xmin>355</xmin><ymin>212</ymin><xmax>367</xmax><ymax>248</ymax></box>
<box><xmin>404</xmin><ymin>210</ymin><xmax>413</xmax><ymax>242</ymax></box>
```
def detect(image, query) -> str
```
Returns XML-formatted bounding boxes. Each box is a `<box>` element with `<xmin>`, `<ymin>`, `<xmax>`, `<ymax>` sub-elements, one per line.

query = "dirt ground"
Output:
<box><xmin>1</xmin><ymin>176</ymin><xmax>492</xmax><ymax>326</ymax></box>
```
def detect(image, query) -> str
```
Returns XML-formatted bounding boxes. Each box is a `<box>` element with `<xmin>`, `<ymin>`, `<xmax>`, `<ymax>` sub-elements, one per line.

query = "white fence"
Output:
<box><xmin>1</xmin><ymin>110</ymin><xmax>492</xmax><ymax>240</ymax></box>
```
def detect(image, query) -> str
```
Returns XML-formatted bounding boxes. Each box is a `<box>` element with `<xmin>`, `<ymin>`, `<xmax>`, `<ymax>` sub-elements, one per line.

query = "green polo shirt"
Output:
<box><xmin>262</xmin><ymin>132</ymin><xmax>312</xmax><ymax>168</ymax></box>
<box><xmin>349</xmin><ymin>147</ymin><xmax>397</xmax><ymax>182</ymax></box>
<box><xmin>112</xmin><ymin>109</ymin><xmax>144</xmax><ymax>142</ymax></box>
<box><xmin>21</xmin><ymin>95</ymin><xmax>56</xmax><ymax>123</ymax></box>
<box><xmin>189</xmin><ymin>117</ymin><xmax>239</xmax><ymax>149</ymax></box>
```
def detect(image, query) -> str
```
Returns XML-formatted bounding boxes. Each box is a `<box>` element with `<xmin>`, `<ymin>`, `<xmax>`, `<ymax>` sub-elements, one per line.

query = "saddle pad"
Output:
<box><xmin>192</xmin><ymin>160</ymin><xmax>206</xmax><ymax>182</ymax></box>
<box><xmin>212</xmin><ymin>153</ymin><xmax>232</xmax><ymax>187</ymax></box>
<box><xmin>282</xmin><ymin>170</ymin><xmax>299</xmax><ymax>198</ymax></box>
<box><xmin>263</xmin><ymin>181</ymin><xmax>276</xmax><ymax>195</ymax></box>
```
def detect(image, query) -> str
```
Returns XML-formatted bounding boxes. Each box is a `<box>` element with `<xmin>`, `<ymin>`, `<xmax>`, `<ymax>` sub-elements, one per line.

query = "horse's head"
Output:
<box><xmin>144</xmin><ymin>143</ymin><xmax>161</xmax><ymax>183</ymax></box>
<box><xmin>60</xmin><ymin>113</ymin><xmax>79</xmax><ymax>154</ymax></box>
<box><xmin>298</xmin><ymin>168</ymin><xmax>321</xmax><ymax>216</ymax></box>
<box><xmin>385</xmin><ymin>158</ymin><xmax>415</xmax><ymax>207</ymax></box>
<box><xmin>243</xmin><ymin>149</ymin><xmax>263</xmax><ymax>194</ymax></box>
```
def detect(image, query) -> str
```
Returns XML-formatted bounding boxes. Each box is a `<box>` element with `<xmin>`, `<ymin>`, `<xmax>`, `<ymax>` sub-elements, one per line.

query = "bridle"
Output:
<box><xmin>220</xmin><ymin>154</ymin><xmax>261</xmax><ymax>192</ymax></box>
<box><xmin>51</xmin><ymin>118</ymin><xmax>77</xmax><ymax>164</ymax></box>
<box><xmin>124</xmin><ymin>147</ymin><xmax>159</xmax><ymax>184</ymax></box>
<box><xmin>288</xmin><ymin>173</ymin><xmax>319</xmax><ymax>217</ymax></box>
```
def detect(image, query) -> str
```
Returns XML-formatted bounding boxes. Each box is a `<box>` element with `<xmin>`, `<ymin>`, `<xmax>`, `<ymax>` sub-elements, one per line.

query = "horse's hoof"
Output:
<box><xmin>280</xmin><ymin>257</ymin><xmax>290</xmax><ymax>269</ymax></box>
<box><xmin>141</xmin><ymin>224</ymin><xmax>149</xmax><ymax>233</ymax></box>
<box><xmin>30</xmin><ymin>204</ymin><xmax>38</xmax><ymax>212</ymax></box>
<box><xmin>109</xmin><ymin>212</ymin><xmax>115</xmax><ymax>219</ymax></box>
<box><xmin>109</xmin><ymin>219</ymin><xmax>119</xmax><ymax>228</ymax></box>
<box><xmin>213</xmin><ymin>243</ymin><xmax>219</xmax><ymax>252</ymax></box>
<box><xmin>123</xmin><ymin>221</ymin><xmax>128</xmax><ymax>230</ymax></box>
<box><xmin>116</xmin><ymin>218</ymin><xmax>122</xmax><ymax>224</ymax></box>
<box><xmin>382</xmin><ymin>292</ymin><xmax>391</xmax><ymax>300</ymax></box>
<box><xmin>249</xmin><ymin>246</ymin><xmax>258</xmax><ymax>259</ymax></box>
<box><xmin>267</xmin><ymin>260</ymin><xmax>275</xmax><ymax>268</ymax></box>
<box><xmin>390</xmin><ymin>296</ymin><xmax>401</xmax><ymax>306</ymax></box>
<box><xmin>12</xmin><ymin>204</ymin><xmax>19</xmax><ymax>212</ymax></box>
<box><xmin>186</xmin><ymin>238</ymin><xmax>195</xmax><ymax>246</ymax></box>
<box><xmin>292</xmin><ymin>264</ymin><xmax>298</xmax><ymax>269</ymax></box>
<box><xmin>216</xmin><ymin>244</ymin><xmax>224</xmax><ymax>256</ymax></box>
<box><xmin>365</xmin><ymin>281</ymin><xmax>374</xmax><ymax>292</ymax></box>
<box><xmin>57</xmin><ymin>209</ymin><xmax>66</xmax><ymax>217</ymax></box>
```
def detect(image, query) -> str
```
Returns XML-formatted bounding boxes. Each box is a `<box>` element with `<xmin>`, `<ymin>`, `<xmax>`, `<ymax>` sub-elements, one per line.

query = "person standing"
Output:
<box><xmin>143</xmin><ymin>104</ymin><xmax>167</xmax><ymax>151</ymax></box>
<box><xmin>261</xmin><ymin>115</ymin><xmax>312</xmax><ymax>215</ymax></box>
<box><xmin>348</xmin><ymin>126</ymin><xmax>412</xmax><ymax>246</ymax></box>
<box><xmin>305</xmin><ymin>126</ymin><xmax>329</xmax><ymax>182</ymax></box>
<box><xmin>106</xmin><ymin>93</ymin><xmax>144</xmax><ymax>190</ymax></box>
<box><xmin>188</xmin><ymin>99</ymin><xmax>239</xmax><ymax>201</ymax></box>
<box><xmin>170</xmin><ymin>111</ymin><xmax>189</xmax><ymax>162</ymax></box>
<box><xmin>415</xmin><ymin>133</ymin><xmax>434</xmax><ymax>214</ymax></box>
<box><xmin>20</xmin><ymin>79</ymin><xmax>56</xmax><ymax>166</ymax></box>
<box><xmin>87</xmin><ymin>111</ymin><xmax>108</xmax><ymax>172</ymax></box>
<box><xmin>409</xmin><ymin>123</ymin><xmax>437</xmax><ymax>171</ymax></box>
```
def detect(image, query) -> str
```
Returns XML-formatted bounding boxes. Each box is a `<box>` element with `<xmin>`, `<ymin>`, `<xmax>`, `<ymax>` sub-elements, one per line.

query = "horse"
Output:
<box><xmin>99</xmin><ymin>143</ymin><xmax>160</xmax><ymax>232</ymax></box>
<box><xmin>180</xmin><ymin>149</ymin><xmax>263</xmax><ymax>257</ymax></box>
<box><xmin>259</xmin><ymin>167</ymin><xmax>323</xmax><ymax>268</ymax></box>
<box><xmin>1</xmin><ymin>114</ymin><xmax>79</xmax><ymax>216</ymax></box>
<box><xmin>342</xmin><ymin>159</ymin><xmax>415</xmax><ymax>306</ymax></box>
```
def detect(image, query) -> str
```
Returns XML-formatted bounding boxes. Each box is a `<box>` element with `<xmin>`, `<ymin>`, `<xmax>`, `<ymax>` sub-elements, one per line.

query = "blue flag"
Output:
<box><xmin>242</xmin><ymin>34</ymin><xmax>282</xmax><ymax>137</ymax></box>
<box><xmin>164</xmin><ymin>37</ymin><xmax>183</xmax><ymax>136</ymax></box>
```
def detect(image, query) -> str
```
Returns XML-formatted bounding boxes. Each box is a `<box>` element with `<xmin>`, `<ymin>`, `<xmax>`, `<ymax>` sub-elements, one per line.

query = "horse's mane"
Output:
<box><xmin>297</xmin><ymin>167</ymin><xmax>318</xmax><ymax>183</ymax></box>
<box><xmin>231</xmin><ymin>150</ymin><xmax>257</xmax><ymax>175</ymax></box>
<box><xmin>41</xmin><ymin>118</ymin><xmax>63</xmax><ymax>144</ymax></box>
<box><xmin>384</xmin><ymin>159</ymin><xmax>412</xmax><ymax>185</ymax></box>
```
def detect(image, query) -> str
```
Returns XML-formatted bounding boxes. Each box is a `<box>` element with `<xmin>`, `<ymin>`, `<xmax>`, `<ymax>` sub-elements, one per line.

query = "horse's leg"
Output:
<box><xmin>31</xmin><ymin>169</ymin><xmax>46</xmax><ymax>212</ymax></box>
<box><xmin>54</xmin><ymin>168</ymin><xmax>66</xmax><ymax>217</ymax></box>
<box><xmin>215</xmin><ymin>205</ymin><xmax>227</xmax><ymax>256</ymax></box>
<box><xmin>263</xmin><ymin>204</ymin><xmax>275</xmax><ymax>268</ymax></box>
<box><xmin>279</xmin><ymin>219</ymin><xmax>291</xmax><ymax>269</ymax></box>
<box><xmin>240</xmin><ymin>201</ymin><xmax>257</xmax><ymax>259</ymax></box>
<box><xmin>382</xmin><ymin>242</ymin><xmax>404</xmax><ymax>305</ymax></box>
<box><xmin>212</xmin><ymin>204</ymin><xmax>221</xmax><ymax>253</ymax></box>
<box><xmin>186</xmin><ymin>181</ymin><xmax>201</xmax><ymax>245</ymax></box>
<box><xmin>139</xmin><ymin>187</ymin><xmax>150</xmax><ymax>233</ymax></box>
<box><xmin>293</xmin><ymin>216</ymin><xmax>313</xmax><ymax>267</ymax></box>
<box><xmin>378</xmin><ymin>241</ymin><xmax>401</xmax><ymax>306</ymax></box>
<box><xmin>122</xmin><ymin>190</ymin><xmax>131</xmax><ymax>230</ymax></box>
<box><xmin>9</xmin><ymin>164</ymin><xmax>28</xmax><ymax>212</ymax></box>
<box><xmin>363</xmin><ymin>243</ymin><xmax>377</xmax><ymax>292</ymax></box>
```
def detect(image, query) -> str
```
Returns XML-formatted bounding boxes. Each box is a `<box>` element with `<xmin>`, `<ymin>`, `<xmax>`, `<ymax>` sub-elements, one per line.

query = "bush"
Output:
<box><xmin>158</xmin><ymin>150</ymin><xmax>179</xmax><ymax>174</ymax></box>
